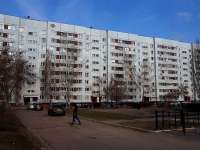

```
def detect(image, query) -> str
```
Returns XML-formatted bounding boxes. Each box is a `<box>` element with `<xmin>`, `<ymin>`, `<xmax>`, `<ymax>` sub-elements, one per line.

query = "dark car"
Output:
<box><xmin>114</xmin><ymin>101</ymin><xmax>125</xmax><ymax>106</ymax></box>
<box><xmin>33</xmin><ymin>103</ymin><xmax>43</xmax><ymax>111</ymax></box>
<box><xmin>48</xmin><ymin>104</ymin><xmax>66</xmax><ymax>116</ymax></box>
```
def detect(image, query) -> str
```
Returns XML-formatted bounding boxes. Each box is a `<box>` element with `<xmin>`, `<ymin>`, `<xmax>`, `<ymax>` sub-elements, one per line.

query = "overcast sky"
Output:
<box><xmin>0</xmin><ymin>0</ymin><xmax>199</xmax><ymax>43</ymax></box>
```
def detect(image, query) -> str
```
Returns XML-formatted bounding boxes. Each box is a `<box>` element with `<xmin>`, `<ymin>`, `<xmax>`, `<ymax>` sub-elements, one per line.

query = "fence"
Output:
<box><xmin>155</xmin><ymin>109</ymin><xmax>200</xmax><ymax>135</ymax></box>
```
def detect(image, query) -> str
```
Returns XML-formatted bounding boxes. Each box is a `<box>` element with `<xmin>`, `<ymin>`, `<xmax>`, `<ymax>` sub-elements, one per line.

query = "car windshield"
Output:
<box><xmin>52</xmin><ymin>105</ymin><xmax>63</xmax><ymax>108</ymax></box>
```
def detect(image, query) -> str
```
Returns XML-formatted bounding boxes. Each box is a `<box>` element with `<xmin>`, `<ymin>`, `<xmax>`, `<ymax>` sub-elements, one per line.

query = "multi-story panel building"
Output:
<box><xmin>0</xmin><ymin>14</ymin><xmax>194</xmax><ymax>104</ymax></box>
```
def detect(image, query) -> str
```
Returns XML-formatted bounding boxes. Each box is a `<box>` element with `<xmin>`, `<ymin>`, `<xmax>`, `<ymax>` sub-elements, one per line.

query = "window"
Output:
<box><xmin>51</xmin><ymin>38</ymin><xmax>56</xmax><ymax>43</ymax></box>
<box><xmin>41</xmin><ymin>54</ymin><xmax>45</xmax><ymax>58</ymax></box>
<box><xmin>51</xmin><ymin>54</ymin><xmax>56</xmax><ymax>59</ymax></box>
<box><xmin>28</xmin><ymin>48</ymin><xmax>36</xmax><ymax>52</ymax></box>
<box><xmin>76</xmin><ymin>88</ymin><xmax>82</xmax><ymax>92</ymax></box>
<box><xmin>92</xmin><ymin>40</ymin><xmax>99</xmax><ymax>43</ymax></box>
<box><xmin>77</xmin><ymin>95</ymin><xmax>82</xmax><ymax>100</ymax></box>
<box><xmin>41</xmin><ymin>30</ymin><xmax>46</xmax><ymax>35</ymax></box>
<box><xmin>19</xmin><ymin>27</ymin><xmax>24</xmax><ymax>32</ymax></box>
<box><xmin>85</xmin><ymin>50</ymin><xmax>89</xmax><ymax>55</ymax></box>
<box><xmin>85</xmin><ymin>73</ymin><xmax>89</xmax><ymax>77</ymax></box>
<box><xmin>41</xmin><ymin>38</ymin><xmax>46</xmax><ymax>43</ymax></box>
<box><xmin>8</xmin><ymin>34</ymin><xmax>15</xmax><ymax>38</ymax></box>
<box><xmin>41</xmin><ymin>62</ymin><xmax>45</xmax><ymax>66</ymax></box>
<box><xmin>19</xmin><ymin>36</ymin><xmax>25</xmax><ymax>41</ymax></box>
<box><xmin>85</xmin><ymin>65</ymin><xmax>89</xmax><ymax>69</ymax></box>
<box><xmin>60</xmin><ymin>47</ymin><xmax>66</xmax><ymax>52</ymax></box>
<box><xmin>111</xmin><ymin>52</ymin><xmax>115</xmax><ymax>56</ymax></box>
<box><xmin>142</xmin><ymin>46</ymin><xmax>148</xmax><ymax>49</ymax></box>
<box><xmin>19</xmin><ymin>44</ymin><xmax>24</xmax><ymax>49</ymax></box>
<box><xmin>41</xmin><ymin>46</ymin><xmax>46</xmax><ymax>50</ymax></box>
<box><xmin>28</xmin><ymin>56</ymin><xmax>36</xmax><ymax>59</ymax></box>
<box><xmin>78</xmin><ymin>34</ymin><xmax>82</xmax><ymax>38</ymax></box>
<box><xmin>8</xmin><ymin>25</ymin><xmax>15</xmax><ymax>30</ymax></box>
<box><xmin>28</xmin><ymin>40</ymin><xmax>37</xmax><ymax>43</ymax></box>
<box><xmin>85</xmin><ymin>88</ymin><xmax>90</xmax><ymax>91</ymax></box>
<box><xmin>92</xmin><ymin>47</ymin><xmax>99</xmax><ymax>50</ymax></box>
<box><xmin>111</xmin><ymin>39</ymin><xmax>115</xmax><ymax>42</ymax></box>
<box><xmin>92</xmin><ymin>69</ymin><xmax>99</xmax><ymax>71</ymax></box>
<box><xmin>51</xmin><ymin>30</ymin><xmax>56</xmax><ymax>35</ymax></box>
<box><xmin>28</xmin><ymin>32</ymin><xmax>37</xmax><ymax>35</ymax></box>
<box><xmin>29</xmin><ymin>64</ymin><xmax>36</xmax><ymax>68</ymax></box>
<box><xmin>77</xmin><ymin>49</ymin><xmax>82</xmax><ymax>53</ymax></box>
<box><xmin>0</xmin><ymin>24</ymin><xmax>3</xmax><ymax>29</ymax></box>
<box><xmin>86</xmin><ymin>58</ymin><xmax>89</xmax><ymax>63</ymax></box>
<box><xmin>102</xmin><ymin>38</ymin><xmax>106</xmax><ymax>42</ymax></box>
<box><xmin>85</xmin><ymin>80</ymin><xmax>89</xmax><ymax>84</ymax></box>
<box><xmin>50</xmin><ymin>46</ymin><xmax>56</xmax><ymax>51</ymax></box>
<box><xmin>92</xmin><ymin>54</ymin><xmax>99</xmax><ymax>57</ymax></box>
<box><xmin>103</xmin><ymin>45</ymin><xmax>106</xmax><ymax>49</ymax></box>
<box><xmin>86</xmin><ymin>36</ymin><xmax>89</xmax><ymax>40</ymax></box>
<box><xmin>68</xmin><ymin>33</ymin><xmax>74</xmax><ymax>36</ymax></box>
<box><xmin>92</xmin><ymin>61</ymin><xmax>99</xmax><ymax>64</ymax></box>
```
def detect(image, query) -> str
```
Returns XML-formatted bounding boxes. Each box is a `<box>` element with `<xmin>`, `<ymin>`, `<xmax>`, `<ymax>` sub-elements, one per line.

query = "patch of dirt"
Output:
<box><xmin>118</xmin><ymin>121</ymin><xmax>173</xmax><ymax>131</ymax></box>
<box><xmin>0</xmin><ymin>107</ymin><xmax>45</xmax><ymax>150</ymax></box>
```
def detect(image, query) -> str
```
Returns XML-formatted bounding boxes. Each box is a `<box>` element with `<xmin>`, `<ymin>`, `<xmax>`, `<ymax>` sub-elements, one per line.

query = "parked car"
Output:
<box><xmin>48</xmin><ymin>104</ymin><xmax>66</xmax><ymax>116</ymax></box>
<box><xmin>113</xmin><ymin>101</ymin><xmax>125</xmax><ymax>106</ymax></box>
<box><xmin>33</xmin><ymin>103</ymin><xmax>43</xmax><ymax>111</ymax></box>
<box><xmin>27</xmin><ymin>101</ymin><xmax>36</xmax><ymax>110</ymax></box>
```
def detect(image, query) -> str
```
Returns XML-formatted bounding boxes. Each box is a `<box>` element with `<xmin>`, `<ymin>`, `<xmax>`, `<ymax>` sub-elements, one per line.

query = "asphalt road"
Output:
<box><xmin>17</xmin><ymin>107</ymin><xmax>200</xmax><ymax>150</ymax></box>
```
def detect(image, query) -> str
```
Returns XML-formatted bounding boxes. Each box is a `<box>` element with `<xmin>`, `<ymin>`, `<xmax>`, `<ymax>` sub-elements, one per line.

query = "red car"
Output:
<box><xmin>33</xmin><ymin>103</ymin><xmax>43</xmax><ymax>111</ymax></box>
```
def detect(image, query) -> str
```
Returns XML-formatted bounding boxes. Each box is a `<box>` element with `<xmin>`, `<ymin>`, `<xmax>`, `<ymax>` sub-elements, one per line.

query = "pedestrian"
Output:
<box><xmin>71</xmin><ymin>104</ymin><xmax>81</xmax><ymax>125</ymax></box>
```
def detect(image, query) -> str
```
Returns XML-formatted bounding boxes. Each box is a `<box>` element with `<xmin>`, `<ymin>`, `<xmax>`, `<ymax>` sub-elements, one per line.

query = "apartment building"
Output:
<box><xmin>0</xmin><ymin>14</ymin><xmax>194</xmax><ymax>104</ymax></box>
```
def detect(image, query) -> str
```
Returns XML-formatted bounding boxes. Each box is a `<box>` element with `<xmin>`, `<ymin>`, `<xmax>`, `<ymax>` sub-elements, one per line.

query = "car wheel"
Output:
<box><xmin>50</xmin><ymin>112</ymin><xmax>54</xmax><ymax>116</ymax></box>
<box><xmin>63</xmin><ymin>112</ymin><xmax>65</xmax><ymax>116</ymax></box>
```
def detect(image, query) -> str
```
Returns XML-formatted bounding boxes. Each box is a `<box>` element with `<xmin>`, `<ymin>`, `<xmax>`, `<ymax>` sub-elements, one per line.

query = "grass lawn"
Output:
<box><xmin>65</xmin><ymin>108</ymin><xmax>152</xmax><ymax>121</ymax></box>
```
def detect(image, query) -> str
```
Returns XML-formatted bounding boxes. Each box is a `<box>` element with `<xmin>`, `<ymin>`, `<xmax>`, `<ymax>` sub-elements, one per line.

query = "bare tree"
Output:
<box><xmin>136</xmin><ymin>61</ymin><xmax>154</xmax><ymax>101</ymax></box>
<box><xmin>191</xmin><ymin>39</ymin><xmax>200</xmax><ymax>101</ymax></box>
<box><xmin>173</xmin><ymin>84</ymin><xmax>189</xmax><ymax>101</ymax></box>
<box><xmin>122</xmin><ymin>50</ymin><xmax>135</xmax><ymax>101</ymax></box>
<box><xmin>105</xmin><ymin>75</ymin><xmax>126</xmax><ymax>103</ymax></box>
<box><xmin>91</xmin><ymin>76</ymin><xmax>106</xmax><ymax>102</ymax></box>
<box><xmin>0</xmin><ymin>47</ymin><xmax>36</xmax><ymax>106</ymax></box>
<box><xmin>58</xmin><ymin>37</ymin><xmax>85</xmax><ymax>106</ymax></box>
<box><xmin>41</xmin><ymin>50</ymin><xmax>57</xmax><ymax>104</ymax></box>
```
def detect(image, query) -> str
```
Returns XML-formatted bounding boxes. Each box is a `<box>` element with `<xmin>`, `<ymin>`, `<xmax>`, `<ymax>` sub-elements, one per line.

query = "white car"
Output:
<box><xmin>27</xmin><ymin>102</ymin><xmax>36</xmax><ymax>110</ymax></box>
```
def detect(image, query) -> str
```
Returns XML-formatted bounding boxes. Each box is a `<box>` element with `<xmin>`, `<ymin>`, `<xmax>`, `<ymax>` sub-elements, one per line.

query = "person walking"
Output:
<box><xmin>71</xmin><ymin>104</ymin><xmax>81</xmax><ymax>125</ymax></box>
